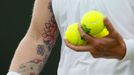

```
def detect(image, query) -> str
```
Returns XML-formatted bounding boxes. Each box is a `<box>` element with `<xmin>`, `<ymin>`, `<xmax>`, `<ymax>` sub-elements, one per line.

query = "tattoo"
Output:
<box><xmin>36</xmin><ymin>1</ymin><xmax>58</xmax><ymax>56</ymax></box>
<box><xmin>41</xmin><ymin>2</ymin><xmax>58</xmax><ymax>51</ymax></box>
<box><xmin>17</xmin><ymin>59</ymin><xmax>44</xmax><ymax>75</ymax></box>
<box><xmin>16</xmin><ymin>1</ymin><xmax>58</xmax><ymax>75</ymax></box>
<box><xmin>37</xmin><ymin>45</ymin><xmax>46</xmax><ymax>56</ymax></box>
<box><xmin>42</xmin><ymin>15</ymin><xmax>58</xmax><ymax>47</ymax></box>
<box><xmin>25</xmin><ymin>2</ymin><xmax>58</xmax><ymax>75</ymax></box>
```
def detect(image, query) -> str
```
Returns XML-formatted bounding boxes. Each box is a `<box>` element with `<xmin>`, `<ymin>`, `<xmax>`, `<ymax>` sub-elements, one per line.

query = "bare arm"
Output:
<box><xmin>8</xmin><ymin>0</ymin><xmax>59</xmax><ymax>75</ymax></box>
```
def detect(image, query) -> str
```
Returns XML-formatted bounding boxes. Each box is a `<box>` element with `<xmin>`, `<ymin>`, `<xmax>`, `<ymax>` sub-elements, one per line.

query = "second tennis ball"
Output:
<box><xmin>81</xmin><ymin>10</ymin><xmax>109</xmax><ymax>38</ymax></box>
<box><xmin>65</xmin><ymin>23</ymin><xmax>86</xmax><ymax>45</ymax></box>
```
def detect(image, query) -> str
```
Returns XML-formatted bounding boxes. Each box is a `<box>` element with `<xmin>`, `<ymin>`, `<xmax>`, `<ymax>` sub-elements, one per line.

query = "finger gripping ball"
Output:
<box><xmin>81</xmin><ymin>10</ymin><xmax>109</xmax><ymax>38</ymax></box>
<box><xmin>65</xmin><ymin>23</ymin><xmax>86</xmax><ymax>45</ymax></box>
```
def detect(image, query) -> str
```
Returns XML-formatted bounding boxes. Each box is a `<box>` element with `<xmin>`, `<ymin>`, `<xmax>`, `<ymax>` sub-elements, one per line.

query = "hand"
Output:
<box><xmin>64</xmin><ymin>17</ymin><xmax>126</xmax><ymax>60</ymax></box>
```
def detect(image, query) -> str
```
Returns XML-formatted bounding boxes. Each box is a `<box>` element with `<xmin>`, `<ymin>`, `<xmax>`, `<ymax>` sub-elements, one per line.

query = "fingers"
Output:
<box><xmin>64</xmin><ymin>39</ymin><xmax>93</xmax><ymax>52</ymax></box>
<box><xmin>104</xmin><ymin>17</ymin><xmax>116</xmax><ymax>35</ymax></box>
<box><xmin>78</xmin><ymin>24</ymin><xmax>95</xmax><ymax>43</ymax></box>
<box><xmin>104</xmin><ymin>17</ymin><xmax>124</xmax><ymax>39</ymax></box>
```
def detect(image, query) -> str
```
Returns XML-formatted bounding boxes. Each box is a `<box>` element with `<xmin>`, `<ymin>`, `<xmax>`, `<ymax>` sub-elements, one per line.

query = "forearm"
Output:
<box><xmin>9</xmin><ymin>36</ymin><xmax>46</xmax><ymax>74</ymax></box>
<box><xmin>9</xmin><ymin>30</ymin><xmax>58</xmax><ymax>75</ymax></box>
<box><xmin>8</xmin><ymin>0</ymin><xmax>59</xmax><ymax>74</ymax></box>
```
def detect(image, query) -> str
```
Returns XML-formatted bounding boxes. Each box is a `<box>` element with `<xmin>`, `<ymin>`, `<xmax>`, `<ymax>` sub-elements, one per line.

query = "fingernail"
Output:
<box><xmin>105</xmin><ymin>18</ymin><xmax>110</xmax><ymax>24</ymax></box>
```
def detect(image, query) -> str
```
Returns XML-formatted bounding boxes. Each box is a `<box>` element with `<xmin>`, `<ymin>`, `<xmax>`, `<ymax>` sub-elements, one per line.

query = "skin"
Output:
<box><xmin>65</xmin><ymin>17</ymin><xmax>126</xmax><ymax>60</ymax></box>
<box><xmin>8</xmin><ymin>0</ymin><xmax>126</xmax><ymax>74</ymax></box>
<box><xmin>9</xmin><ymin>0</ymin><xmax>59</xmax><ymax>75</ymax></box>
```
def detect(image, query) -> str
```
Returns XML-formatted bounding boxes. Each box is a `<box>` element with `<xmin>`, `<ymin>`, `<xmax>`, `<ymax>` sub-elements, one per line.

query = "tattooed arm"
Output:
<box><xmin>8</xmin><ymin>0</ymin><xmax>59</xmax><ymax>75</ymax></box>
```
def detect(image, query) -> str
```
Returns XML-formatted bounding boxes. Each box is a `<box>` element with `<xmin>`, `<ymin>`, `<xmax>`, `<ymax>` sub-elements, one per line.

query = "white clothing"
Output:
<box><xmin>52</xmin><ymin>0</ymin><xmax>134</xmax><ymax>75</ymax></box>
<box><xmin>7</xmin><ymin>72</ymin><xmax>21</xmax><ymax>75</ymax></box>
<box><xmin>7</xmin><ymin>0</ymin><xmax>134</xmax><ymax>75</ymax></box>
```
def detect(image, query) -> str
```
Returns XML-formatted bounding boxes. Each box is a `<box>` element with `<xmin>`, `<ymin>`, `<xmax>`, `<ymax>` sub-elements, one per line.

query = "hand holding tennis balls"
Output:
<box><xmin>65</xmin><ymin>10</ymin><xmax>109</xmax><ymax>45</ymax></box>
<box><xmin>65</xmin><ymin>10</ymin><xmax>126</xmax><ymax>59</ymax></box>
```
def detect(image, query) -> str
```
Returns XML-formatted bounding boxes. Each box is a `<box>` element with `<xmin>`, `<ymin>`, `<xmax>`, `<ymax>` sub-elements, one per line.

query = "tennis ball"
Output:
<box><xmin>81</xmin><ymin>10</ymin><xmax>109</xmax><ymax>38</ymax></box>
<box><xmin>65</xmin><ymin>23</ymin><xmax>86</xmax><ymax>45</ymax></box>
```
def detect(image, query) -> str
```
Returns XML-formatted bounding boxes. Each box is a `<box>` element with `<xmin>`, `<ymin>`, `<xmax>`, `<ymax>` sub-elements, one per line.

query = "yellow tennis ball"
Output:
<box><xmin>65</xmin><ymin>23</ymin><xmax>86</xmax><ymax>45</ymax></box>
<box><xmin>81</xmin><ymin>10</ymin><xmax>109</xmax><ymax>38</ymax></box>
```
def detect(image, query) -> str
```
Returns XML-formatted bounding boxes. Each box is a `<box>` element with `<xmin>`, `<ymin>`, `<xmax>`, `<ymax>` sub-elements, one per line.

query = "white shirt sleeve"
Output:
<box><xmin>122</xmin><ymin>39</ymin><xmax>134</xmax><ymax>61</ymax></box>
<box><xmin>7</xmin><ymin>72</ymin><xmax>21</xmax><ymax>75</ymax></box>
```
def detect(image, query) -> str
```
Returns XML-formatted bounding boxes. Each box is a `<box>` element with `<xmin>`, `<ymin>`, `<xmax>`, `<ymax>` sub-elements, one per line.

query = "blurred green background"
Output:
<box><xmin>0</xmin><ymin>0</ymin><xmax>61</xmax><ymax>75</ymax></box>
